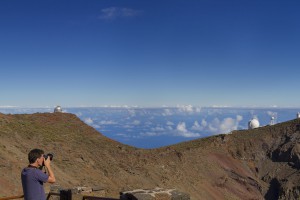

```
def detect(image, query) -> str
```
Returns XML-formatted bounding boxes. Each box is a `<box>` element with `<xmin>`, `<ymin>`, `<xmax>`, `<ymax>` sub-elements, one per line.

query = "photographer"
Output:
<box><xmin>21</xmin><ymin>149</ymin><xmax>56</xmax><ymax>200</ymax></box>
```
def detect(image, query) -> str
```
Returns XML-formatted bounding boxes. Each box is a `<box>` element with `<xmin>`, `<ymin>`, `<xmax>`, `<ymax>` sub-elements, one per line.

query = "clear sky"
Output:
<box><xmin>1</xmin><ymin>0</ymin><xmax>300</xmax><ymax>107</ymax></box>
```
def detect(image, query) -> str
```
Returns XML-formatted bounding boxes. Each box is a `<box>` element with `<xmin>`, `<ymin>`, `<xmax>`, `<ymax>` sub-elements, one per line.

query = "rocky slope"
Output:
<box><xmin>1</xmin><ymin>112</ymin><xmax>300</xmax><ymax>199</ymax></box>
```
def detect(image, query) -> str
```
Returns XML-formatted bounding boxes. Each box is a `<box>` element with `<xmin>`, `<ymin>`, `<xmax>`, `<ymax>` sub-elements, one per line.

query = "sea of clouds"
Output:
<box><xmin>0</xmin><ymin>106</ymin><xmax>299</xmax><ymax>148</ymax></box>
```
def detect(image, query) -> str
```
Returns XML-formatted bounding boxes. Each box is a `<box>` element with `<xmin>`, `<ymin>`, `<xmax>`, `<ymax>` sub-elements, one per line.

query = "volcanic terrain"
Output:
<box><xmin>1</xmin><ymin>112</ymin><xmax>300</xmax><ymax>199</ymax></box>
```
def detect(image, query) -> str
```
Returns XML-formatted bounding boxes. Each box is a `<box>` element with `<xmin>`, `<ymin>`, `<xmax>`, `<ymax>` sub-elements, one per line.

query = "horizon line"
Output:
<box><xmin>1</xmin><ymin>105</ymin><xmax>300</xmax><ymax>109</ymax></box>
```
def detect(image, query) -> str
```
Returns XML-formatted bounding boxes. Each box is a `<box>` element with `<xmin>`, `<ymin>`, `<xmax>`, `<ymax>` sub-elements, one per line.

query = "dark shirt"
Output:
<box><xmin>21</xmin><ymin>167</ymin><xmax>49</xmax><ymax>200</ymax></box>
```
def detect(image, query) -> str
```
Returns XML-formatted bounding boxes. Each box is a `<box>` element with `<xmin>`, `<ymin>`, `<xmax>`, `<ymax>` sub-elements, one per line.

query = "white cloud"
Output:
<box><xmin>116</xmin><ymin>133</ymin><xmax>131</xmax><ymax>138</ymax></box>
<box><xmin>140</xmin><ymin>121</ymin><xmax>201</xmax><ymax>138</ymax></box>
<box><xmin>181</xmin><ymin>132</ymin><xmax>201</xmax><ymax>137</ymax></box>
<box><xmin>103</xmin><ymin>105</ymin><xmax>132</xmax><ymax>108</ymax></box>
<box><xmin>191</xmin><ymin>121</ymin><xmax>201</xmax><ymax>131</ymax></box>
<box><xmin>84</xmin><ymin>117</ymin><xmax>94</xmax><ymax>125</ymax></box>
<box><xmin>208</xmin><ymin>125</ymin><xmax>218</xmax><ymax>132</ymax></box>
<box><xmin>236</xmin><ymin>115</ymin><xmax>243</xmax><ymax>121</ymax></box>
<box><xmin>177</xmin><ymin>105</ymin><xmax>201</xmax><ymax>114</ymax></box>
<box><xmin>176</xmin><ymin>122</ymin><xmax>201</xmax><ymax>138</ymax></box>
<box><xmin>177</xmin><ymin>122</ymin><xmax>188</xmax><ymax>132</ymax></box>
<box><xmin>191</xmin><ymin>119</ymin><xmax>208</xmax><ymax>131</ymax></box>
<box><xmin>177</xmin><ymin>105</ymin><xmax>194</xmax><ymax>113</ymax></box>
<box><xmin>140</xmin><ymin>132</ymin><xmax>160</xmax><ymax>136</ymax></box>
<box><xmin>162</xmin><ymin>109</ymin><xmax>173</xmax><ymax>116</ymax></box>
<box><xmin>127</xmin><ymin>109</ymin><xmax>136</xmax><ymax>117</ymax></box>
<box><xmin>99</xmin><ymin>7</ymin><xmax>142</xmax><ymax>20</ymax></box>
<box><xmin>123</xmin><ymin>125</ymin><xmax>133</xmax><ymax>129</ymax></box>
<box><xmin>151</xmin><ymin>126</ymin><xmax>165</xmax><ymax>131</ymax></box>
<box><xmin>144</xmin><ymin>121</ymin><xmax>153</xmax><ymax>127</ymax></box>
<box><xmin>84</xmin><ymin>118</ymin><xmax>101</xmax><ymax>129</ymax></box>
<box><xmin>219</xmin><ymin>118</ymin><xmax>236</xmax><ymax>133</ymax></box>
<box><xmin>207</xmin><ymin>115</ymin><xmax>243</xmax><ymax>134</ymax></box>
<box><xmin>132</xmin><ymin>120</ymin><xmax>141</xmax><ymax>125</ymax></box>
<box><xmin>201</xmin><ymin>119</ymin><xmax>208</xmax><ymax>126</ymax></box>
<box><xmin>75</xmin><ymin>112</ymin><xmax>82</xmax><ymax>117</ymax></box>
<box><xmin>92</xmin><ymin>124</ymin><xmax>101</xmax><ymax>129</ymax></box>
<box><xmin>195</xmin><ymin>107</ymin><xmax>201</xmax><ymax>112</ymax></box>
<box><xmin>99</xmin><ymin>120</ymin><xmax>117</xmax><ymax>125</ymax></box>
<box><xmin>166</xmin><ymin>121</ymin><xmax>174</xmax><ymax>126</ymax></box>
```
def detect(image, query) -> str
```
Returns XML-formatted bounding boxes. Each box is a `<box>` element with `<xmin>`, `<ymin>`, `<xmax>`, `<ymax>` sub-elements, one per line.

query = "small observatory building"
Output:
<box><xmin>248</xmin><ymin>118</ymin><xmax>260</xmax><ymax>129</ymax></box>
<box><xmin>54</xmin><ymin>106</ymin><xmax>62</xmax><ymax>113</ymax></box>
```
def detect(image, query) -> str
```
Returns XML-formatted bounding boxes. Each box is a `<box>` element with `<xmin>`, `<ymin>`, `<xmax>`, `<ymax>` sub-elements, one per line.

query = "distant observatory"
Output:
<box><xmin>270</xmin><ymin>116</ymin><xmax>276</xmax><ymax>125</ymax></box>
<box><xmin>54</xmin><ymin>106</ymin><xmax>62</xmax><ymax>113</ymax></box>
<box><xmin>248</xmin><ymin>118</ymin><xmax>260</xmax><ymax>129</ymax></box>
<box><xmin>297</xmin><ymin>112</ymin><xmax>300</xmax><ymax>119</ymax></box>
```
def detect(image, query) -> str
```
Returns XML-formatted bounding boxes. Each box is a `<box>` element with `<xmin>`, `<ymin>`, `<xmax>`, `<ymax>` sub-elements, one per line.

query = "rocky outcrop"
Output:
<box><xmin>120</xmin><ymin>188</ymin><xmax>190</xmax><ymax>200</ymax></box>
<box><xmin>222</xmin><ymin>121</ymin><xmax>300</xmax><ymax>200</ymax></box>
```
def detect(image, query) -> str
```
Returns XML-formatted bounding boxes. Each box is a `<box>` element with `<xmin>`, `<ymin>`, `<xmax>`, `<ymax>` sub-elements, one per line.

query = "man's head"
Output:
<box><xmin>28</xmin><ymin>149</ymin><xmax>44</xmax><ymax>165</ymax></box>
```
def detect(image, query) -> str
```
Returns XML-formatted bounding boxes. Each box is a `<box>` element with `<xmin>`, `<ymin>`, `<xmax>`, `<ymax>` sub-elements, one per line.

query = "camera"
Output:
<box><xmin>43</xmin><ymin>153</ymin><xmax>54</xmax><ymax>161</ymax></box>
<box><xmin>42</xmin><ymin>153</ymin><xmax>54</xmax><ymax>166</ymax></box>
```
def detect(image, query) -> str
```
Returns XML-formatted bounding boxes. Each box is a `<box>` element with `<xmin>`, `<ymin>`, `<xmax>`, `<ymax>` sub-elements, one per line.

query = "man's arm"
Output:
<box><xmin>44</xmin><ymin>157</ymin><xmax>56</xmax><ymax>183</ymax></box>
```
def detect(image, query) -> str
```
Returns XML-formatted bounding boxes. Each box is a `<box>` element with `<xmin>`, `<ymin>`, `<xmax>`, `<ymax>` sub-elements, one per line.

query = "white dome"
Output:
<box><xmin>248</xmin><ymin>118</ymin><xmax>260</xmax><ymax>129</ymax></box>
<box><xmin>297</xmin><ymin>112</ymin><xmax>300</xmax><ymax>119</ymax></box>
<box><xmin>271</xmin><ymin>116</ymin><xmax>275</xmax><ymax>120</ymax></box>
<box><xmin>54</xmin><ymin>106</ymin><xmax>62</xmax><ymax>113</ymax></box>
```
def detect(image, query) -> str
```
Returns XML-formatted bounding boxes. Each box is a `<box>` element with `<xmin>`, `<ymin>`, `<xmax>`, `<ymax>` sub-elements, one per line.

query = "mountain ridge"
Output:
<box><xmin>1</xmin><ymin>112</ymin><xmax>300</xmax><ymax>199</ymax></box>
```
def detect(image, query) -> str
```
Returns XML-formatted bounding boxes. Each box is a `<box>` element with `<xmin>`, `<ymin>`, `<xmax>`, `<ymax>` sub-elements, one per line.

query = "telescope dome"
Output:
<box><xmin>54</xmin><ymin>106</ymin><xmax>62</xmax><ymax>113</ymax></box>
<box><xmin>248</xmin><ymin>118</ymin><xmax>259</xmax><ymax>129</ymax></box>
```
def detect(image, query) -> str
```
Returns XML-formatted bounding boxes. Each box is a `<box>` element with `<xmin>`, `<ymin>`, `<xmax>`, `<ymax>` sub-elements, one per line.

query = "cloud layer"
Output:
<box><xmin>0</xmin><ymin>106</ymin><xmax>293</xmax><ymax>148</ymax></box>
<box><xmin>99</xmin><ymin>7</ymin><xmax>142</xmax><ymax>20</ymax></box>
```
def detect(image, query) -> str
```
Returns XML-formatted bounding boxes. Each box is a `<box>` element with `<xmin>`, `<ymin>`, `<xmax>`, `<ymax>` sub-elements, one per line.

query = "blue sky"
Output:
<box><xmin>1</xmin><ymin>0</ymin><xmax>300</xmax><ymax>107</ymax></box>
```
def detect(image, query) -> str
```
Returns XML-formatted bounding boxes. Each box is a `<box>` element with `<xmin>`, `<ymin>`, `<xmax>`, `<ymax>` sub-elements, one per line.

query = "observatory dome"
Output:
<box><xmin>248</xmin><ymin>118</ymin><xmax>260</xmax><ymax>129</ymax></box>
<box><xmin>54</xmin><ymin>106</ymin><xmax>62</xmax><ymax>113</ymax></box>
<box><xmin>297</xmin><ymin>112</ymin><xmax>300</xmax><ymax>119</ymax></box>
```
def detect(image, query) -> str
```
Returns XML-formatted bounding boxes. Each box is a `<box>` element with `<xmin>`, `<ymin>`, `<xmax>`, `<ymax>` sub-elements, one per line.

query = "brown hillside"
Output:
<box><xmin>1</xmin><ymin>112</ymin><xmax>300</xmax><ymax>199</ymax></box>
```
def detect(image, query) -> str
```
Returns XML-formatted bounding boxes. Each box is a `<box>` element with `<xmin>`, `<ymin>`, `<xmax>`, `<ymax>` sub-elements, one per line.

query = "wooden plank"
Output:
<box><xmin>0</xmin><ymin>195</ymin><xmax>24</xmax><ymax>200</ymax></box>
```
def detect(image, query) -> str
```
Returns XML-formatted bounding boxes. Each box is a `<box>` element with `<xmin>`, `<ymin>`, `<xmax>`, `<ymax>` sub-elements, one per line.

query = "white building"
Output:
<box><xmin>248</xmin><ymin>118</ymin><xmax>260</xmax><ymax>129</ymax></box>
<box><xmin>54</xmin><ymin>106</ymin><xmax>62</xmax><ymax>113</ymax></box>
